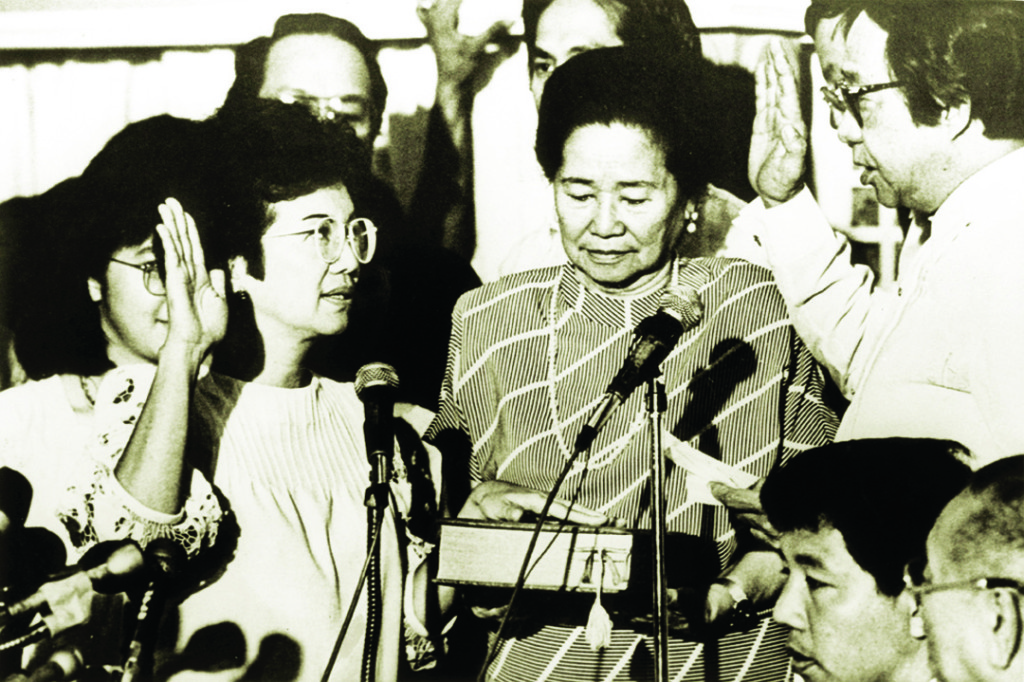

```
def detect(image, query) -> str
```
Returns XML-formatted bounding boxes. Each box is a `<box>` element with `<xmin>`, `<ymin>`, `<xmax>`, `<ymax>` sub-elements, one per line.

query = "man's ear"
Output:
<box><xmin>986</xmin><ymin>589</ymin><xmax>1022</xmax><ymax>670</ymax></box>
<box><xmin>87</xmin><ymin>277</ymin><xmax>103</xmax><ymax>303</ymax></box>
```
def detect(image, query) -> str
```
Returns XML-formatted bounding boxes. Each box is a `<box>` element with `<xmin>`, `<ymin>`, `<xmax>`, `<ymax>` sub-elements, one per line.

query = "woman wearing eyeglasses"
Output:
<box><xmin>128</xmin><ymin>101</ymin><xmax>443</xmax><ymax>682</ymax></box>
<box><xmin>0</xmin><ymin>116</ymin><xmax>224</xmax><ymax>565</ymax></box>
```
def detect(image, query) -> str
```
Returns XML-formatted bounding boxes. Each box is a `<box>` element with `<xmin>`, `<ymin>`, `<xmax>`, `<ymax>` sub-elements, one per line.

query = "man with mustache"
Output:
<box><xmin>760</xmin><ymin>438</ymin><xmax>972</xmax><ymax>682</ymax></box>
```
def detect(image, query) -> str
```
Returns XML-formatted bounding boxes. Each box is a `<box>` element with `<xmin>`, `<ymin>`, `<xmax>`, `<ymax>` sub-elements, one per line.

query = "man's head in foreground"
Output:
<box><xmin>761</xmin><ymin>438</ymin><xmax>973</xmax><ymax>682</ymax></box>
<box><xmin>914</xmin><ymin>454</ymin><xmax>1024</xmax><ymax>682</ymax></box>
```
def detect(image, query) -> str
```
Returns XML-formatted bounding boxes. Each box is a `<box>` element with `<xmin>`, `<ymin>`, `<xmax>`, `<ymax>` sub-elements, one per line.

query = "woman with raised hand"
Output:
<box><xmin>427</xmin><ymin>47</ymin><xmax>838</xmax><ymax>682</ymax></box>
<box><xmin>0</xmin><ymin>116</ymin><xmax>223</xmax><ymax>562</ymax></box>
<box><xmin>146</xmin><ymin>100</ymin><xmax>443</xmax><ymax>682</ymax></box>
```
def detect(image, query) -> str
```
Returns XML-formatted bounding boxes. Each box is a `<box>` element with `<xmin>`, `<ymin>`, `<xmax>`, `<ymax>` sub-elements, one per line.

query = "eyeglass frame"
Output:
<box><xmin>276</xmin><ymin>92</ymin><xmax>369</xmax><ymax>124</ymax></box>
<box><xmin>262</xmin><ymin>216</ymin><xmax>378</xmax><ymax>266</ymax></box>
<box><xmin>109</xmin><ymin>258</ymin><xmax>166</xmax><ymax>296</ymax></box>
<box><xmin>820</xmin><ymin>80</ymin><xmax>902</xmax><ymax>128</ymax></box>
<box><xmin>902</xmin><ymin>558</ymin><xmax>1024</xmax><ymax>606</ymax></box>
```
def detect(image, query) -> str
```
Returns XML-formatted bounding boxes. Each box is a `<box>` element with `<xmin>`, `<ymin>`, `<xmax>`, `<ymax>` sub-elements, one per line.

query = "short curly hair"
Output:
<box><xmin>208</xmin><ymin>98</ymin><xmax>371</xmax><ymax>281</ymax></box>
<box><xmin>534</xmin><ymin>46</ymin><xmax>714</xmax><ymax>205</ymax></box>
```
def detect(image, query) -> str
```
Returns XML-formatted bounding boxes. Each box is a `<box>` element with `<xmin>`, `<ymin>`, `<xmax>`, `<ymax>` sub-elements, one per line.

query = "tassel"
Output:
<box><xmin>586</xmin><ymin>551</ymin><xmax>613</xmax><ymax>651</ymax></box>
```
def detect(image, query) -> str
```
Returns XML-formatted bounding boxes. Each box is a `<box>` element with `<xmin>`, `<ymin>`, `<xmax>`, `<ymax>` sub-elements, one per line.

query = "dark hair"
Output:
<box><xmin>523</xmin><ymin>0</ymin><xmax>701</xmax><ymax>63</ymax></box>
<box><xmin>535</xmin><ymin>46</ymin><xmax>713</xmax><ymax>204</ymax></box>
<box><xmin>13</xmin><ymin>116</ymin><xmax>213</xmax><ymax>379</ymax></box>
<box><xmin>804</xmin><ymin>0</ymin><xmax>862</xmax><ymax>36</ymax></box>
<box><xmin>945</xmin><ymin>454</ymin><xmax>1024</xmax><ymax>576</ymax></box>
<box><xmin>222</xmin><ymin>13</ymin><xmax>388</xmax><ymax>142</ymax></box>
<box><xmin>761</xmin><ymin>438</ymin><xmax>973</xmax><ymax>597</ymax></box>
<box><xmin>860</xmin><ymin>2</ymin><xmax>1024</xmax><ymax>138</ymax></box>
<box><xmin>209</xmin><ymin>99</ymin><xmax>372</xmax><ymax>281</ymax></box>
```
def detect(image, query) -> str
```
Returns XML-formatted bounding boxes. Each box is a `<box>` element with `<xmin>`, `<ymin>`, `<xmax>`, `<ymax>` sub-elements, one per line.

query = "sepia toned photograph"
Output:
<box><xmin>0</xmin><ymin>1</ymin><xmax>1021</xmax><ymax>681</ymax></box>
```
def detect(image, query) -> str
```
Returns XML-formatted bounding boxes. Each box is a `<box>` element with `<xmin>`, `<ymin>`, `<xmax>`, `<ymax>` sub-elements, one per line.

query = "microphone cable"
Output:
<box><xmin>475</xmin><ymin>442</ymin><xmax>594</xmax><ymax>682</ymax></box>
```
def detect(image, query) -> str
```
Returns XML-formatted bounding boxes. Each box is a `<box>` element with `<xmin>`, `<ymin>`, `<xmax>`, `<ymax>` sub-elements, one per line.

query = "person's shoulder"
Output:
<box><xmin>684</xmin><ymin>257</ymin><xmax>776</xmax><ymax>288</ymax></box>
<box><xmin>0</xmin><ymin>375</ymin><xmax>64</xmax><ymax>408</ymax></box>
<box><xmin>682</xmin><ymin>257</ymin><xmax>788</xmax><ymax>322</ymax></box>
<box><xmin>455</xmin><ymin>265</ymin><xmax>562</xmax><ymax>317</ymax></box>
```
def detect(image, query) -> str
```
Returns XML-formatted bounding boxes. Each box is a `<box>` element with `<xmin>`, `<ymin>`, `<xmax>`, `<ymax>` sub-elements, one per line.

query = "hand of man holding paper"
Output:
<box><xmin>709</xmin><ymin>479</ymin><xmax>780</xmax><ymax>546</ymax></box>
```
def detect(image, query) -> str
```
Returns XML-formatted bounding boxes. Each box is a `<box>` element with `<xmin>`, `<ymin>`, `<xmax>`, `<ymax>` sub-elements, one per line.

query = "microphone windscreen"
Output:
<box><xmin>0</xmin><ymin>466</ymin><xmax>33</xmax><ymax>530</ymax></box>
<box><xmin>355</xmin><ymin>362</ymin><xmax>400</xmax><ymax>398</ymax></box>
<box><xmin>660</xmin><ymin>287</ymin><xmax>703</xmax><ymax>331</ymax></box>
<box><xmin>144</xmin><ymin>538</ymin><xmax>186</xmax><ymax>580</ymax></box>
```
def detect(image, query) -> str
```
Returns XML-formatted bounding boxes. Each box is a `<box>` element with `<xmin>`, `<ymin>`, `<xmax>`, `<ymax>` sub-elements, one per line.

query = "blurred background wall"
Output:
<box><xmin>0</xmin><ymin>0</ymin><xmax>897</xmax><ymax>283</ymax></box>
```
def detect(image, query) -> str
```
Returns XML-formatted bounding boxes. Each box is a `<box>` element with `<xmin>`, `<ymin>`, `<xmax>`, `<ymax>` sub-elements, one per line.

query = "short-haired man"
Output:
<box><xmin>907</xmin><ymin>454</ymin><xmax>1024</xmax><ymax>682</ymax></box>
<box><xmin>761</xmin><ymin>438</ymin><xmax>973</xmax><ymax>682</ymax></box>
<box><xmin>745</xmin><ymin>1</ymin><xmax>1024</xmax><ymax>464</ymax></box>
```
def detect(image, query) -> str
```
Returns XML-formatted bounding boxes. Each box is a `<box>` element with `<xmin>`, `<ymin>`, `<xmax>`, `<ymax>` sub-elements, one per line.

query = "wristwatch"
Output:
<box><xmin>713</xmin><ymin>577</ymin><xmax>759</xmax><ymax>630</ymax></box>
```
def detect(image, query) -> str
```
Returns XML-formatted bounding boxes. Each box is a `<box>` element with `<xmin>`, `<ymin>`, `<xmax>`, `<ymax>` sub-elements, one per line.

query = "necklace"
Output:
<box><xmin>545</xmin><ymin>261</ymin><xmax>679</xmax><ymax>465</ymax></box>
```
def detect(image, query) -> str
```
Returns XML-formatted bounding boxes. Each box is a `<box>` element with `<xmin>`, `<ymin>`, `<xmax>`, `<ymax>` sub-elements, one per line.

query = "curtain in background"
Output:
<box><xmin>0</xmin><ymin>49</ymin><xmax>236</xmax><ymax>203</ymax></box>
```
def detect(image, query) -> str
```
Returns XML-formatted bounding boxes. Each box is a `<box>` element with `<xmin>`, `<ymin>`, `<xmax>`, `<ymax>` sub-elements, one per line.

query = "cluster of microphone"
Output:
<box><xmin>0</xmin><ymin>296</ymin><xmax>700</xmax><ymax>682</ymax></box>
<box><xmin>0</xmin><ymin>519</ymin><xmax>183</xmax><ymax>682</ymax></box>
<box><xmin>0</xmin><ymin>363</ymin><xmax>401</xmax><ymax>682</ymax></box>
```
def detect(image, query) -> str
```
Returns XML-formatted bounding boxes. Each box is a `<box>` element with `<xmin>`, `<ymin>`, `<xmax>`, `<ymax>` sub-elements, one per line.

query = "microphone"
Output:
<box><xmin>354</xmin><ymin>363</ymin><xmax>400</xmax><ymax>466</ymax></box>
<box><xmin>120</xmin><ymin>539</ymin><xmax>185</xmax><ymax>682</ymax></box>
<box><xmin>0</xmin><ymin>543</ymin><xmax>143</xmax><ymax>631</ymax></box>
<box><xmin>575</xmin><ymin>288</ymin><xmax>703</xmax><ymax>452</ymax></box>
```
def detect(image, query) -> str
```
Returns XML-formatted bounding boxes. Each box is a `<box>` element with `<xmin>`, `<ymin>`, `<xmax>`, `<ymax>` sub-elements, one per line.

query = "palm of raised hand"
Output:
<box><xmin>156</xmin><ymin>198</ymin><xmax>227</xmax><ymax>356</ymax></box>
<box><xmin>749</xmin><ymin>40</ymin><xmax>808</xmax><ymax>206</ymax></box>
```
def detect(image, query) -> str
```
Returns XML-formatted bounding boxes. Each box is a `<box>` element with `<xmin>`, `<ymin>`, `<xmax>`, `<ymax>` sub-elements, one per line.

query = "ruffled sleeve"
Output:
<box><xmin>57</xmin><ymin>365</ymin><xmax>222</xmax><ymax>559</ymax></box>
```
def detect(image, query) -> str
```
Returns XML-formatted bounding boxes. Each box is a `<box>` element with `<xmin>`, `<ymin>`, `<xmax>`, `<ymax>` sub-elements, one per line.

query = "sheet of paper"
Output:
<box><xmin>662</xmin><ymin>431</ymin><xmax>759</xmax><ymax>506</ymax></box>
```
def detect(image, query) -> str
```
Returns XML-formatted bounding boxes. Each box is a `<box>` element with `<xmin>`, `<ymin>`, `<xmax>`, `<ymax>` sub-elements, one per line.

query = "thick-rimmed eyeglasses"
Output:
<box><xmin>263</xmin><ymin>217</ymin><xmax>378</xmax><ymax>266</ymax></box>
<box><xmin>903</xmin><ymin>557</ymin><xmax>1024</xmax><ymax>607</ymax></box>
<box><xmin>110</xmin><ymin>259</ymin><xmax>165</xmax><ymax>296</ymax></box>
<box><xmin>820</xmin><ymin>80</ymin><xmax>902</xmax><ymax>127</ymax></box>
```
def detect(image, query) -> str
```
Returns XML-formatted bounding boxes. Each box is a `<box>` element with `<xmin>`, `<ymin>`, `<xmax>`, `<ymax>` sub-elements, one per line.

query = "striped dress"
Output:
<box><xmin>429</xmin><ymin>258</ymin><xmax>838</xmax><ymax>682</ymax></box>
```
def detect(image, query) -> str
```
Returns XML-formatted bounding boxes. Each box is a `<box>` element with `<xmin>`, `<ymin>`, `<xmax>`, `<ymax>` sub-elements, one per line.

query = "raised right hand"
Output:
<box><xmin>458</xmin><ymin>480</ymin><xmax>611</xmax><ymax>526</ymax></box>
<box><xmin>749</xmin><ymin>40</ymin><xmax>808</xmax><ymax>207</ymax></box>
<box><xmin>417</xmin><ymin>0</ymin><xmax>512</xmax><ymax>93</ymax></box>
<box><xmin>155</xmin><ymin>198</ymin><xmax>227</xmax><ymax>360</ymax></box>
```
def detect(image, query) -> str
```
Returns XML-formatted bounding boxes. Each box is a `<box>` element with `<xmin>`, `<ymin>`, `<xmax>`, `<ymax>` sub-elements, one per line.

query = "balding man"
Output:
<box><xmin>908</xmin><ymin>455</ymin><xmax>1024</xmax><ymax>682</ymax></box>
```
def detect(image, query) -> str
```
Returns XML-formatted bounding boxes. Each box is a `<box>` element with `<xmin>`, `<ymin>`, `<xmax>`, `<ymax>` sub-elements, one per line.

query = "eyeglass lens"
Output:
<box><xmin>820</xmin><ymin>86</ymin><xmax>863</xmax><ymax>126</ymax></box>
<box><xmin>317</xmin><ymin>218</ymin><xmax>375</xmax><ymax>265</ymax></box>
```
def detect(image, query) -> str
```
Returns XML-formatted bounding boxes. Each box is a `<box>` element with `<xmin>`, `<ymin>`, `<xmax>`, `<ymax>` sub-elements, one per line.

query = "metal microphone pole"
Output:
<box><xmin>646</xmin><ymin>376</ymin><xmax>669</xmax><ymax>682</ymax></box>
<box><xmin>361</xmin><ymin>448</ymin><xmax>391</xmax><ymax>682</ymax></box>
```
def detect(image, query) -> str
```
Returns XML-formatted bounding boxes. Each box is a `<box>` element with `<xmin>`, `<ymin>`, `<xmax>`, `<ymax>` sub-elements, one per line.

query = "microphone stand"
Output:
<box><xmin>361</xmin><ymin>450</ymin><xmax>391</xmax><ymax>682</ymax></box>
<box><xmin>321</xmin><ymin>453</ymin><xmax>391</xmax><ymax>682</ymax></box>
<box><xmin>646</xmin><ymin>376</ymin><xmax>669</xmax><ymax>682</ymax></box>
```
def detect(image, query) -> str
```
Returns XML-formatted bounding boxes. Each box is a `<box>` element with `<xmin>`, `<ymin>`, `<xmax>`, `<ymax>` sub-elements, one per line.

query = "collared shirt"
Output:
<box><xmin>740</xmin><ymin>146</ymin><xmax>1024</xmax><ymax>465</ymax></box>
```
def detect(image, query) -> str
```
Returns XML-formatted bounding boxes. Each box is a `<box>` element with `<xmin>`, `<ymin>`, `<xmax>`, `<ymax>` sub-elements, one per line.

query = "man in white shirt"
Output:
<box><xmin>742</xmin><ymin>1</ymin><xmax>1024</xmax><ymax>466</ymax></box>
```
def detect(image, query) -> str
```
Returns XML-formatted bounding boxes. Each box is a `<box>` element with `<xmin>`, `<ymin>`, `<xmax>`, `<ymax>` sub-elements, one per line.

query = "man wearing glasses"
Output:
<box><xmin>759</xmin><ymin>438</ymin><xmax>972</xmax><ymax>682</ymax></box>
<box><xmin>907</xmin><ymin>454</ymin><xmax>1024</xmax><ymax>682</ymax></box>
<box><xmin>740</xmin><ymin>1</ymin><xmax>1024</xmax><ymax>465</ymax></box>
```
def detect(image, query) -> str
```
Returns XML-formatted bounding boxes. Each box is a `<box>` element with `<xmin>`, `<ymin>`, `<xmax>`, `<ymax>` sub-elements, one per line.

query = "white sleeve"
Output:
<box><xmin>57</xmin><ymin>366</ymin><xmax>222</xmax><ymax>559</ymax></box>
<box><xmin>736</xmin><ymin>189</ymin><xmax>891</xmax><ymax>397</ymax></box>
